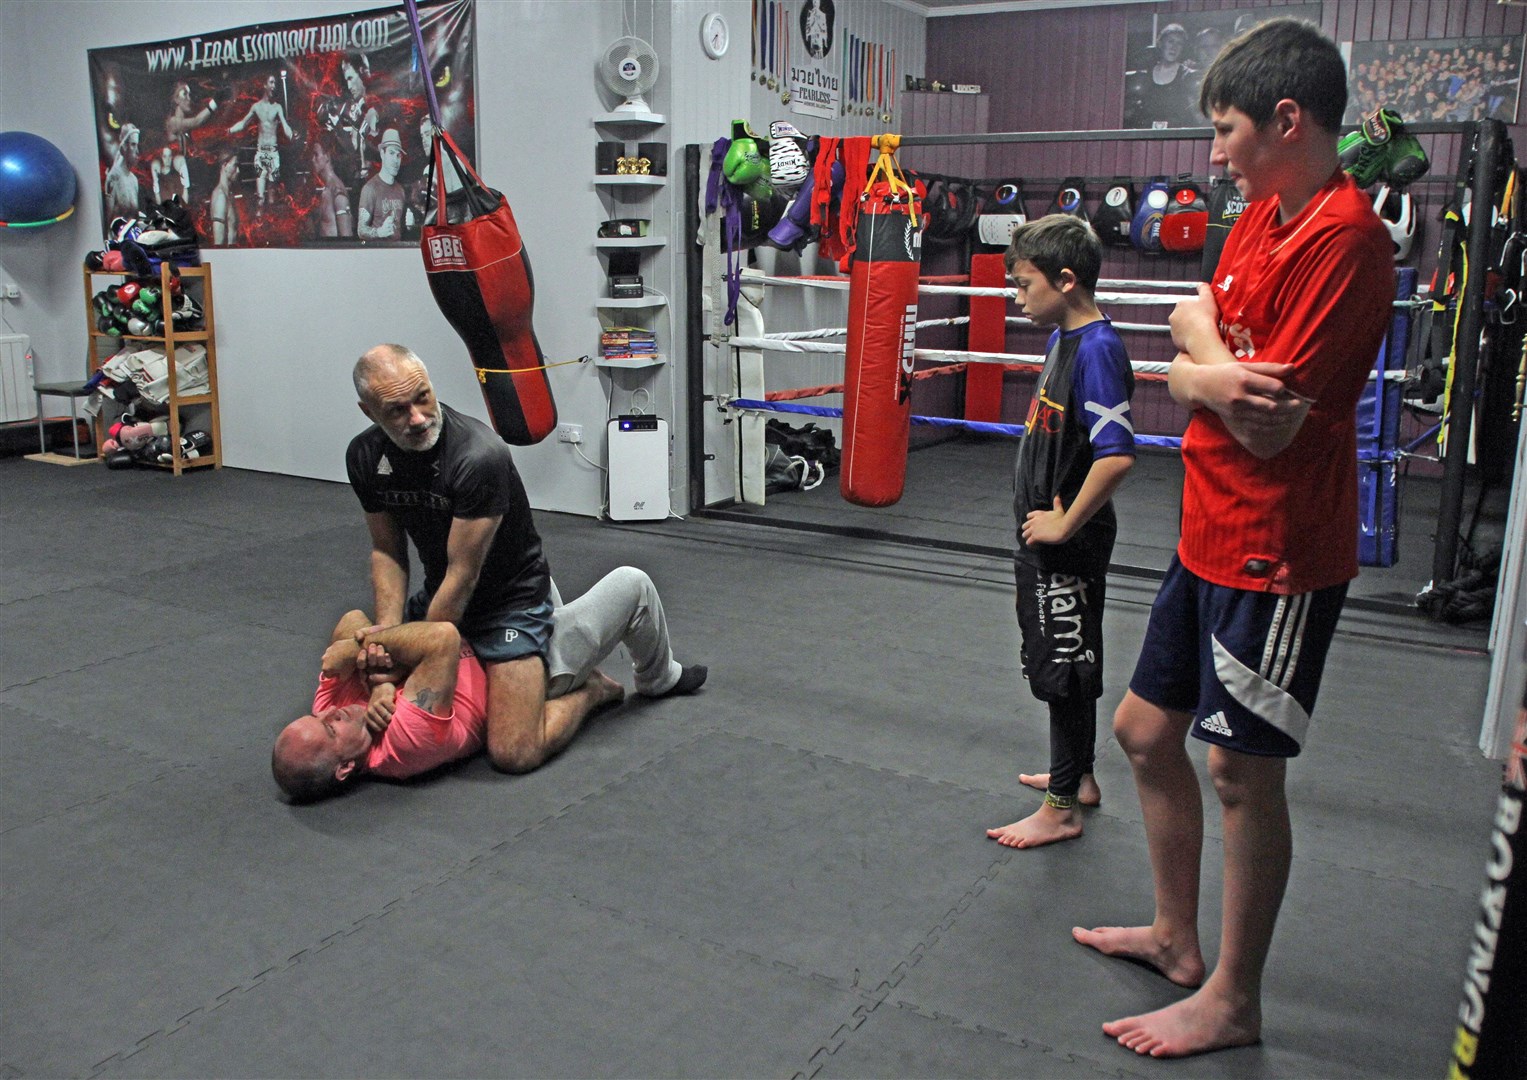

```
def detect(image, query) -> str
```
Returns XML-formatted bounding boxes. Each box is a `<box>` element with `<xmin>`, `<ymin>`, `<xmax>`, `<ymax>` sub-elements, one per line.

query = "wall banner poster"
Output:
<box><xmin>790</xmin><ymin>0</ymin><xmax>841</xmax><ymax>121</ymax></box>
<box><xmin>88</xmin><ymin>0</ymin><xmax>476</xmax><ymax>249</ymax></box>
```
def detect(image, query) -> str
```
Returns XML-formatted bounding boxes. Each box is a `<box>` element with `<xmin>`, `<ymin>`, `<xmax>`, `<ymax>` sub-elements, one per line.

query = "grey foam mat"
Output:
<box><xmin>0</xmin><ymin>459</ymin><xmax>1506</xmax><ymax>1079</ymax></box>
<box><xmin>95</xmin><ymin>873</ymin><xmax>866</xmax><ymax>1079</ymax></box>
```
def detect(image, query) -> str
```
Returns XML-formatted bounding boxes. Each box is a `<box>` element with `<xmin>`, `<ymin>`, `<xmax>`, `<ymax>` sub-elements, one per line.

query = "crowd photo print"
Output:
<box><xmin>88</xmin><ymin>0</ymin><xmax>476</xmax><ymax>249</ymax></box>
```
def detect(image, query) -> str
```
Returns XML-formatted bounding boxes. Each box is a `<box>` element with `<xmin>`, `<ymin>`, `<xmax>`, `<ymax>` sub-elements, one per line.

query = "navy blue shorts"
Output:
<box><xmin>1129</xmin><ymin>556</ymin><xmax>1348</xmax><ymax>757</ymax></box>
<box><xmin>405</xmin><ymin>592</ymin><xmax>554</xmax><ymax>665</ymax></box>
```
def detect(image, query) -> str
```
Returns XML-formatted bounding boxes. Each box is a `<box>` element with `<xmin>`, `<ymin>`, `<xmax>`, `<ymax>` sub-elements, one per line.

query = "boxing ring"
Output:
<box><xmin>697</xmin><ymin>236</ymin><xmax>1421</xmax><ymax>570</ymax></box>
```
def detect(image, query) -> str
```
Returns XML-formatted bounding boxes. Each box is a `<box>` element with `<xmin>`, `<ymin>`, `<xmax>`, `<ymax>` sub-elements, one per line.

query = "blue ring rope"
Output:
<box><xmin>728</xmin><ymin>399</ymin><xmax>1185</xmax><ymax>449</ymax></box>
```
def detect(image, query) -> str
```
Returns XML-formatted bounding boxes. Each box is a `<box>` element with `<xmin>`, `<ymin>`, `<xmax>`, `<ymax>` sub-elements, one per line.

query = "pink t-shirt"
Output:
<box><xmin>312</xmin><ymin>645</ymin><xmax>489</xmax><ymax>778</ymax></box>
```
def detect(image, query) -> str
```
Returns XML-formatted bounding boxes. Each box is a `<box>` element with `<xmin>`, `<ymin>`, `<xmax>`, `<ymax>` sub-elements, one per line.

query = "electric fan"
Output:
<box><xmin>599</xmin><ymin>36</ymin><xmax>660</xmax><ymax>113</ymax></box>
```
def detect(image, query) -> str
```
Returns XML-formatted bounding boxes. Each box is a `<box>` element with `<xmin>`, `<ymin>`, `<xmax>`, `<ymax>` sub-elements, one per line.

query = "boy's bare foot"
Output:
<box><xmin>1018</xmin><ymin>772</ymin><xmax>1101</xmax><ymax>806</ymax></box>
<box><xmin>587</xmin><ymin>670</ymin><xmax>626</xmax><ymax>709</ymax></box>
<box><xmin>1071</xmin><ymin>925</ymin><xmax>1206</xmax><ymax>988</ymax></box>
<box><xmin>1101</xmin><ymin>983</ymin><xmax>1261</xmax><ymax>1058</ymax></box>
<box><xmin>986</xmin><ymin>802</ymin><xmax>1083</xmax><ymax>848</ymax></box>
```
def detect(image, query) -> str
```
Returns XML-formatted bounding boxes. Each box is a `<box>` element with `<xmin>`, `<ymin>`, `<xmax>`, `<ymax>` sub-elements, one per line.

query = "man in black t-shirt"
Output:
<box><xmin>347</xmin><ymin>344</ymin><xmax>705</xmax><ymax>773</ymax></box>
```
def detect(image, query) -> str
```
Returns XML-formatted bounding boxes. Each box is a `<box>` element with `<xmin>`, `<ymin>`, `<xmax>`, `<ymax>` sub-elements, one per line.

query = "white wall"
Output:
<box><xmin>0</xmin><ymin>0</ymin><xmax>913</xmax><ymax>515</ymax></box>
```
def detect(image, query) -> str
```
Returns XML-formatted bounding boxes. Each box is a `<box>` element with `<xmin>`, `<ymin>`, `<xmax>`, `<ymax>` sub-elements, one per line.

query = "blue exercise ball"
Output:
<box><xmin>0</xmin><ymin>131</ymin><xmax>77</xmax><ymax>225</ymax></box>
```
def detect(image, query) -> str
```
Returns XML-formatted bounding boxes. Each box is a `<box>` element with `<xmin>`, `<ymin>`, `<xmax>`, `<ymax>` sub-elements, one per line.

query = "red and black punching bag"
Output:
<box><xmin>840</xmin><ymin>142</ymin><xmax>924</xmax><ymax>507</ymax></box>
<box><xmin>419</xmin><ymin>130</ymin><xmax>557</xmax><ymax>446</ymax></box>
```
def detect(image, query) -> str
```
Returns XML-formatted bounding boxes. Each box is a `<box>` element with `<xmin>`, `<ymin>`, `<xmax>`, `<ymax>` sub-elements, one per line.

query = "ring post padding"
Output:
<box><xmin>1356</xmin><ymin>267</ymin><xmax>1416</xmax><ymax>567</ymax></box>
<box><xmin>966</xmin><ymin>253</ymin><xmax>1008</xmax><ymax>423</ymax></box>
<box><xmin>733</xmin><ymin>271</ymin><xmax>769</xmax><ymax>505</ymax></box>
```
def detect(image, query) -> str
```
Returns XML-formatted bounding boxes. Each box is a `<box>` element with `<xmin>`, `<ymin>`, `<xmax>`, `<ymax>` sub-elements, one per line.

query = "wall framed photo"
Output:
<box><xmin>1122</xmin><ymin>4</ymin><xmax>1323</xmax><ymax>130</ymax></box>
<box><xmin>1346</xmin><ymin>36</ymin><xmax>1522</xmax><ymax>126</ymax></box>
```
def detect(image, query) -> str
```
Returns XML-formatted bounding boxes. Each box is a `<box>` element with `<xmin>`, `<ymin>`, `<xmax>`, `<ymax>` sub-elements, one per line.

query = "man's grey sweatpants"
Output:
<box><xmin>546</xmin><ymin>566</ymin><xmax>683</xmax><ymax>698</ymax></box>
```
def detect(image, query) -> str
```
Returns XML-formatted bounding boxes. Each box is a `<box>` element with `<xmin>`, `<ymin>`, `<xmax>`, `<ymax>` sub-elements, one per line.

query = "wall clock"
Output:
<box><xmin>701</xmin><ymin>12</ymin><xmax>729</xmax><ymax>59</ymax></box>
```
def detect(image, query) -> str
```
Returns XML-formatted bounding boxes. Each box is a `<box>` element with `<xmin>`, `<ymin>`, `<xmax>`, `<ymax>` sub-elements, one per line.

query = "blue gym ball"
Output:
<box><xmin>0</xmin><ymin>131</ymin><xmax>77</xmax><ymax>224</ymax></box>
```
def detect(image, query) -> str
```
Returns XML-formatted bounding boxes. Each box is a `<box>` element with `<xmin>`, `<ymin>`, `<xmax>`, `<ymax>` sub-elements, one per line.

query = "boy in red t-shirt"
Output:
<box><xmin>1072</xmin><ymin>18</ymin><xmax>1393</xmax><ymax>1059</ymax></box>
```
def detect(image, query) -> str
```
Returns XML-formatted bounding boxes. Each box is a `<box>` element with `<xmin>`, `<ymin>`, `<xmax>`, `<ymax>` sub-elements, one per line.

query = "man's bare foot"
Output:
<box><xmin>1071</xmin><ymin>925</ymin><xmax>1206</xmax><ymax>988</ymax></box>
<box><xmin>986</xmin><ymin>802</ymin><xmax>1083</xmax><ymax>848</ymax></box>
<box><xmin>1018</xmin><ymin>772</ymin><xmax>1101</xmax><ymax>806</ymax></box>
<box><xmin>1101</xmin><ymin>984</ymin><xmax>1260</xmax><ymax>1058</ymax></box>
<box><xmin>587</xmin><ymin>670</ymin><xmax>626</xmax><ymax>709</ymax></box>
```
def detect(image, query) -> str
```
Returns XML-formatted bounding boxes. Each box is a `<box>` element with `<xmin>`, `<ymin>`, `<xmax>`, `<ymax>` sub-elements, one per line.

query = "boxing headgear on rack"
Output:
<box><xmin>1373</xmin><ymin>183</ymin><xmax>1416</xmax><ymax>261</ymax></box>
<box><xmin>1092</xmin><ymin>180</ymin><xmax>1135</xmax><ymax>247</ymax></box>
<box><xmin>1159</xmin><ymin>178</ymin><xmax>1207</xmax><ymax>253</ymax></box>
<box><xmin>976</xmin><ymin>180</ymin><xmax>1027</xmax><ymax>247</ymax></box>
<box><xmin>1130</xmin><ymin>176</ymin><xmax>1170</xmax><ymax>253</ymax></box>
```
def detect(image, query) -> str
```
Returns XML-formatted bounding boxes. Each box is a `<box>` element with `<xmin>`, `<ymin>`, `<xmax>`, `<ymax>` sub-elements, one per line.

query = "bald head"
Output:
<box><xmin>353</xmin><ymin>344</ymin><xmax>428</xmax><ymax>405</ymax></box>
<box><xmin>353</xmin><ymin>345</ymin><xmax>444</xmax><ymax>452</ymax></box>
<box><xmin>272</xmin><ymin>717</ymin><xmax>346</xmax><ymax>803</ymax></box>
<box><xmin>272</xmin><ymin>702</ymin><xmax>372</xmax><ymax>803</ymax></box>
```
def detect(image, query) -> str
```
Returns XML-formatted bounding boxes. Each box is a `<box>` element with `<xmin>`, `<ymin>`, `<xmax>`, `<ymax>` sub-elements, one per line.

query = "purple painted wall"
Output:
<box><xmin>908</xmin><ymin>0</ymin><xmax>1525</xmax><ymax>441</ymax></box>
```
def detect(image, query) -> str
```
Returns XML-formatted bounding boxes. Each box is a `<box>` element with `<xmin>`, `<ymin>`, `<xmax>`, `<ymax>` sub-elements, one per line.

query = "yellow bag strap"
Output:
<box><xmin>866</xmin><ymin>133</ymin><xmax>919</xmax><ymax>227</ymax></box>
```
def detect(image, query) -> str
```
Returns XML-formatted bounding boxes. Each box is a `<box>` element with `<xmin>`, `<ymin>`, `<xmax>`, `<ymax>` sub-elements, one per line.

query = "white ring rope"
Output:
<box><xmin>751</xmin><ymin>273</ymin><xmax>1424</xmax><ymax>308</ymax></box>
<box><xmin>768</xmin><ymin>315</ymin><xmax>1168</xmax><ymax>341</ymax></box>
<box><xmin>724</xmin><ymin>335</ymin><xmax>1410</xmax><ymax>382</ymax></box>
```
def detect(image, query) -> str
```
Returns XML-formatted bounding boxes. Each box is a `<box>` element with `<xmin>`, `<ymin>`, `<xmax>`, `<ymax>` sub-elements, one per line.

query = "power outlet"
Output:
<box><xmin>557</xmin><ymin>423</ymin><xmax>583</xmax><ymax>444</ymax></box>
<box><xmin>1</xmin><ymin>284</ymin><xmax>18</xmax><ymax>300</ymax></box>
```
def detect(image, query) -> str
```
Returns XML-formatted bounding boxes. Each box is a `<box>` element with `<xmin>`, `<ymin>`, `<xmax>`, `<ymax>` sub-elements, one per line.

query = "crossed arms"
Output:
<box><xmin>1166</xmin><ymin>285</ymin><xmax>1313</xmax><ymax>460</ymax></box>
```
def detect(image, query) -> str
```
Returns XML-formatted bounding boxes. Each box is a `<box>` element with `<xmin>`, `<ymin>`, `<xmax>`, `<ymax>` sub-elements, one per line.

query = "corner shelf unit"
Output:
<box><xmin>83</xmin><ymin>261</ymin><xmax>221</xmax><ymax>475</ymax></box>
<box><xmin>593</xmin><ymin>110</ymin><xmax>669</xmax><ymax>375</ymax></box>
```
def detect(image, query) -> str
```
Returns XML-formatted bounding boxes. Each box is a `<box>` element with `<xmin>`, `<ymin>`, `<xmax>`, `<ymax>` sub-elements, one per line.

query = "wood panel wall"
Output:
<box><xmin>909</xmin><ymin>0</ymin><xmax>1525</xmax><ymax>437</ymax></box>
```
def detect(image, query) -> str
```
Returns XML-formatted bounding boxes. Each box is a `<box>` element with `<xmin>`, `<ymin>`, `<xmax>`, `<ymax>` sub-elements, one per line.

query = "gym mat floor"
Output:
<box><xmin>1</xmin><ymin>457</ymin><xmax>1500</xmax><ymax>1079</ymax></box>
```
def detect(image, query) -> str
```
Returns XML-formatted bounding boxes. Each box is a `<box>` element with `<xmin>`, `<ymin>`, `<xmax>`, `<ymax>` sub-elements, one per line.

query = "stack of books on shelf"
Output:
<box><xmin>600</xmin><ymin>326</ymin><xmax>658</xmax><ymax>362</ymax></box>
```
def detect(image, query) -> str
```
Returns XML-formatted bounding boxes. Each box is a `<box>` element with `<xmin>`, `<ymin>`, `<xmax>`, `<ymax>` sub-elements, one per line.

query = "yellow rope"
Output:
<box><xmin>473</xmin><ymin>356</ymin><xmax>590</xmax><ymax>379</ymax></box>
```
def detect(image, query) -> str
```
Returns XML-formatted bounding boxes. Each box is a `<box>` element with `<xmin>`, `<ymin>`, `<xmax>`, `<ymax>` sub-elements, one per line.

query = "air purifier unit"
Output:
<box><xmin>606</xmin><ymin>414</ymin><xmax>669</xmax><ymax>521</ymax></box>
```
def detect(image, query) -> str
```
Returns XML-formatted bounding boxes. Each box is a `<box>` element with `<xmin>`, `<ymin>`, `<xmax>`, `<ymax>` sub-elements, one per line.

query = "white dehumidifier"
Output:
<box><xmin>606</xmin><ymin>415</ymin><xmax>669</xmax><ymax>521</ymax></box>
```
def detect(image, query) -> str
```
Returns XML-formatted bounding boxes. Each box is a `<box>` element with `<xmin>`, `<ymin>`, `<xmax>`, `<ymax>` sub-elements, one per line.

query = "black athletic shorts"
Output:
<box><xmin>1014</xmin><ymin>558</ymin><xmax>1107</xmax><ymax>703</ymax></box>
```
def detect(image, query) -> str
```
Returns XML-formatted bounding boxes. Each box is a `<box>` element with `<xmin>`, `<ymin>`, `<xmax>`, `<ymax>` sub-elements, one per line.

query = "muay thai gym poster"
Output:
<box><xmin>88</xmin><ymin>0</ymin><xmax>476</xmax><ymax>249</ymax></box>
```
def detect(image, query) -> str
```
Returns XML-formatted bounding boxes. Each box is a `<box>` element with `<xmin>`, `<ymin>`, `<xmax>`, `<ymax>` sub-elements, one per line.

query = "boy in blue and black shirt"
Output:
<box><xmin>987</xmin><ymin>214</ymin><xmax>1136</xmax><ymax>850</ymax></box>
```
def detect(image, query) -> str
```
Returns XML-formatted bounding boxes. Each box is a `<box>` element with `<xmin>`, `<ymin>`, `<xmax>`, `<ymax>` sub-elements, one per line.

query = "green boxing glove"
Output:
<box><xmin>1340</xmin><ymin>107</ymin><xmax>1430</xmax><ymax>189</ymax></box>
<box><xmin>723</xmin><ymin>119</ymin><xmax>769</xmax><ymax>190</ymax></box>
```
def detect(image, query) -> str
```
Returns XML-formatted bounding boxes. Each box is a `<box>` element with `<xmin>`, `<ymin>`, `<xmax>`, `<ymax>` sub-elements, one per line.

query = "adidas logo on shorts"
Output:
<box><xmin>1201</xmin><ymin>710</ymin><xmax>1233</xmax><ymax>737</ymax></box>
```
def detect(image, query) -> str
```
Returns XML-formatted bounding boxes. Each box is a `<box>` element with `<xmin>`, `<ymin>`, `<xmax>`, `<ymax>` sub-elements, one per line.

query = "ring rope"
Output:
<box><xmin>748</xmin><ymin>273</ymin><xmax>1425</xmax><ymax>308</ymax></box>
<box><xmin>726</xmin><ymin>336</ymin><xmax>1411</xmax><ymax>383</ymax></box>
<box><xmin>728</xmin><ymin>397</ymin><xmax>1186</xmax><ymax>448</ymax></box>
<box><xmin>767</xmin><ymin>365</ymin><xmax>968</xmax><ymax>402</ymax></box>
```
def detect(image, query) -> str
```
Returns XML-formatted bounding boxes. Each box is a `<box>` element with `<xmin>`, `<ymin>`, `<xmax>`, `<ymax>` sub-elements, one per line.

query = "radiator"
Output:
<box><xmin>0</xmin><ymin>334</ymin><xmax>36</xmax><ymax>424</ymax></box>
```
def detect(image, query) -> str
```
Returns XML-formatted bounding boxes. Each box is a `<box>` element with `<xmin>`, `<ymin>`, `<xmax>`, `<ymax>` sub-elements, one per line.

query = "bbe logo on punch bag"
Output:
<box><xmin>1093</xmin><ymin>181</ymin><xmax>1136</xmax><ymax>247</ymax></box>
<box><xmin>1160</xmin><ymin>180</ymin><xmax>1208</xmax><ymax>253</ymax></box>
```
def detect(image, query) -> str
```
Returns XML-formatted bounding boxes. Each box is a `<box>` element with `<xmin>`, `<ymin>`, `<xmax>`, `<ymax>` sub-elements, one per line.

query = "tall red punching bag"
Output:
<box><xmin>840</xmin><ymin>135</ymin><xmax>924</xmax><ymax>507</ymax></box>
<box><xmin>418</xmin><ymin>129</ymin><xmax>558</xmax><ymax>446</ymax></box>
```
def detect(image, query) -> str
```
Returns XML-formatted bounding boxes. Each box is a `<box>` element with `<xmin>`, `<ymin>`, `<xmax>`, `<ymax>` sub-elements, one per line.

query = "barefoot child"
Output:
<box><xmin>1073</xmin><ymin>18</ymin><xmax>1393</xmax><ymax>1058</ymax></box>
<box><xmin>987</xmin><ymin>214</ymin><xmax>1135</xmax><ymax>850</ymax></box>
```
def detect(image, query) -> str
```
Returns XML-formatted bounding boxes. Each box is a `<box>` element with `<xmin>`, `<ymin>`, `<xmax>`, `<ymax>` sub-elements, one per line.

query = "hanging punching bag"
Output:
<box><xmin>840</xmin><ymin>135</ymin><xmax>924</xmax><ymax>508</ymax></box>
<box><xmin>419</xmin><ymin>130</ymin><xmax>558</xmax><ymax>445</ymax></box>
